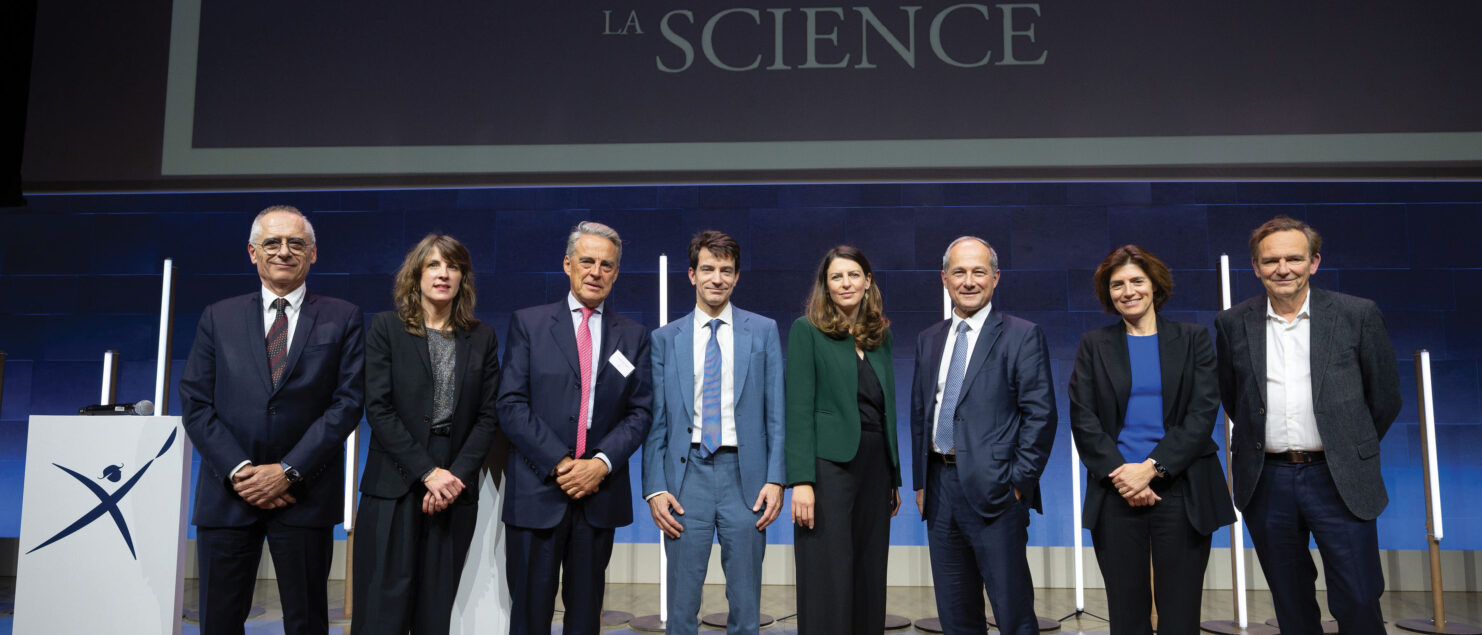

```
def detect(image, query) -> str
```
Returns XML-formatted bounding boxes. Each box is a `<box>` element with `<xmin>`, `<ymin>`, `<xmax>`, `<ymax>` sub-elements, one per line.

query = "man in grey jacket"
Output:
<box><xmin>1215</xmin><ymin>216</ymin><xmax>1401</xmax><ymax>635</ymax></box>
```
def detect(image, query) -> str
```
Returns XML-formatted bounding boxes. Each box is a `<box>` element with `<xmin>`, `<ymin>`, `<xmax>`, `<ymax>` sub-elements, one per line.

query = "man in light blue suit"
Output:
<box><xmin>643</xmin><ymin>230</ymin><xmax>786</xmax><ymax>635</ymax></box>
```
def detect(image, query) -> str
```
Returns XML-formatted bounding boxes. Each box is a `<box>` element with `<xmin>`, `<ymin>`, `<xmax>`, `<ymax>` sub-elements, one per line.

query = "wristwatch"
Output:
<box><xmin>1153</xmin><ymin>461</ymin><xmax>1169</xmax><ymax>478</ymax></box>
<box><xmin>281</xmin><ymin>462</ymin><xmax>303</xmax><ymax>484</ymax></box>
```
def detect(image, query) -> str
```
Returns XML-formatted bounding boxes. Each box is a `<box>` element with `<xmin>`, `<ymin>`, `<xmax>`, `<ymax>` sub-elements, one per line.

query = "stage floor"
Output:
<box><xmin>2</xmin><ymin>579</ymin><xmax>1480</xmax><ymax>633</ymax></box>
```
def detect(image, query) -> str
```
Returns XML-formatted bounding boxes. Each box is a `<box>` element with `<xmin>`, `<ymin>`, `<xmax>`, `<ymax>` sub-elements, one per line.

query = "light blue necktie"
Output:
<box><xmin>701</xmin><ymin>318</ymin><xmax>723</xmax><ymax>456</ymax></box>
<box><xmin>935</xmin><ymin>321</ymin><xmax>971</xmax><ymax>452</ymax></box>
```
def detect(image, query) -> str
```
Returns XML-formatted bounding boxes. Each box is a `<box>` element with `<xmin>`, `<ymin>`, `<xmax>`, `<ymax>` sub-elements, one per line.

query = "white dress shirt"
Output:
<box><xmin>931</xmin><ymin>304</ymin><xmax>992</xmax><ymax>453</ymax></box>
<box><xmin>566</xmin><ymin>293</ymin><xmax>612</xmax><ymax>471</ymax></box>
<box><xmin>1265</xmin><ymin>293</ymin><xmax>1322</xmax><ymax>452</ymax></box>
<box><xmin>690</xmin><ymin>304</ymin><xmax>737</xmax><ymax>447</ymax></box>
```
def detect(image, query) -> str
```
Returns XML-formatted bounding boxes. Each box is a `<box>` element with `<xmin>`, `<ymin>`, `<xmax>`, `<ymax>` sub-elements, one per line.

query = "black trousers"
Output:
<box><xmin>1091</xmin><ymin>482</ymin><xmax>1211</xmax><ymax>635</ymax></box>
<box><xmin>794</xmin><ymin>428</ymin><xmax>892</xmax><ymax>635</ymax></box>
<box><xmin>196</xmin><ymin>520</ymin><xmax>333</xmax><ymax>635</ymax></box>
<box><xmin>351</xmin><ymin>434</ymin><xmax>478</xmax><ymax>634</ymax></box>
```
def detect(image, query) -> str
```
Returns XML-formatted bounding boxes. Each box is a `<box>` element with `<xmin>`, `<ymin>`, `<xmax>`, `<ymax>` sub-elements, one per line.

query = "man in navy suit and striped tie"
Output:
<box><xmin>643</xmin><ymin>230</ymin><xmax>785</xmax><ymax>635</ymax></box>
<box><xmin>180</xmin><ymin>205</ymin><xmax>365</xmax><ymax>635</ymax></box>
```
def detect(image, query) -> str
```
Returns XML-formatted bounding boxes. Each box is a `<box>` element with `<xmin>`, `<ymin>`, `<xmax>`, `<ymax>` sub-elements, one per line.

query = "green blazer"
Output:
<box><xmin>784</xmin><ymin>316</ymin><xmax>901</xmax><ymax>487</ymax></box>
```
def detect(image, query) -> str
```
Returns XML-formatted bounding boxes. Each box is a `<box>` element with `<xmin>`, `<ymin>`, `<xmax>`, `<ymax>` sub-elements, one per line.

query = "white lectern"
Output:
<box><xmin>16</xmin><ymin>415</ymin><xmax>191</xmax><ymax>634</ymax></box>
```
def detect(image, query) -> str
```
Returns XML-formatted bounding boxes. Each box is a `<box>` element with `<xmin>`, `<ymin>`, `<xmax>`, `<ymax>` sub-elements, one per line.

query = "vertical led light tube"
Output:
<box><xmin>1393</xmin><ymin>349</ymin><xmax>1479</xmax><ymax>633</ymax></box>
<box><xmin>1219</xmin><ymin>254</ymin><xmax>1249</xmax><ymax>628</ymax></box>
<box><xmin>101</xmin><ymin>349</ymin><xmax>119</xmax><ymax>405</ymax></box>
<box><xmin>154</xmin><ymin>259</ymin><xmax>177</xmax><ymax>415</ymax></box>
<box><xmin>1071</xmin><ymin>444</ymin><xmax>1084</xmax><ymax>610</ymax></box>
<box><xmin>344</xmin><ymin>428</ymin><xmax>358</xmax><ymax>532</ymax></box>
<box><xmin>1417</xmin><ymin>351</ymin><xmax>1443</xmax><ymax>542</ymax></box>
<box><xmin>658</xmin><ymin>254</ymin><xmax>669</xmax><ymax>625</ymax></box>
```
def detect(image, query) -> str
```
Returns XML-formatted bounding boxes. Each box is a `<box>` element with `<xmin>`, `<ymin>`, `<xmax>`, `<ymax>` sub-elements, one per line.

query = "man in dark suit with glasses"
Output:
<box><xmin>180</xmin><ymin>205</ymin><xmax>365</xmax><ymax>635</ymax></box>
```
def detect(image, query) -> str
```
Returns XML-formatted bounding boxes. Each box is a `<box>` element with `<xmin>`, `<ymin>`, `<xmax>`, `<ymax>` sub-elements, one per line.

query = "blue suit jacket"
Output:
<box><xmin>642</xmin><ymin>306</ymin><xmax>785</xmax><ymax>504</ymax></box>
<box><xmin>495</xmin><ymin>300</ymin><xmax>653</xmax><ymax>529</ymax></box>
<box><xmin>909</xmin><ymin>308</ymin><xmax>1057</xmax><ymax>517</ymax></box>
<box><xmin>179</xmin><ymin>291</ymin><xmax>366</xmax><ymax>527</ymax></box>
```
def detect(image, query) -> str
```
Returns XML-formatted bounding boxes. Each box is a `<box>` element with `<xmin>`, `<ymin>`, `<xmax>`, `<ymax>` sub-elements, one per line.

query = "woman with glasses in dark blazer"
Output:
<box><xmin>1068</xmin><ymin>245</ymin><xmax>1235</xmax><ymax>635</ymax></box>
<box><xmin>352</xmin><ymin>234</ymin><xmax>501</xmax><ymax>635</ymax></box>
<box><xmin>786</xmin><ymin>245</ymin><xmax>902</xmax><ymax>635</ymax></box>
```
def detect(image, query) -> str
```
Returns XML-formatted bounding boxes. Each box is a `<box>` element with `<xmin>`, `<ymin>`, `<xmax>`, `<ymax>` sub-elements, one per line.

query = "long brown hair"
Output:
<box><xmin>805</xmin><ymin>245</ymin><xmax>889</xmax><ymax>351</ymax></box>
<box><xmin>394</xmin><ymin>234</ymin><xmax>478</xmax><ymax>338</ymax></box>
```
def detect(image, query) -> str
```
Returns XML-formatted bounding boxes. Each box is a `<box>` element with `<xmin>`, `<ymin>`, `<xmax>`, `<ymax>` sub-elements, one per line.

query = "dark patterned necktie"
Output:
<box><xmin>266</xmin><ymin>298</ymin><xmax>289</xmax><ymax>389</ymax></box>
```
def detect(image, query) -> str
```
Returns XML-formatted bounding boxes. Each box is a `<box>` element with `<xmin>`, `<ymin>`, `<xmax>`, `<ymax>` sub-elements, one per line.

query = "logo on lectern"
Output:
<box><xmin>99</xmin><ymin>463</ymin><xmax>125</xmax><ymax>482</ymax></box>
<box><xmin>25</xmin><ymin>428</ymin><xmax>179</xmax><ymax>560</ymax></box>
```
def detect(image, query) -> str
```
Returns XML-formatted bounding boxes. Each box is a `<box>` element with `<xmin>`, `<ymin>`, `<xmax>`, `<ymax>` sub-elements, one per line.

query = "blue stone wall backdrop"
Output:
<box><xmin>2</xmin><ymin>182</ymin><xmax>1481</xmax><ymax>550</ymax></box>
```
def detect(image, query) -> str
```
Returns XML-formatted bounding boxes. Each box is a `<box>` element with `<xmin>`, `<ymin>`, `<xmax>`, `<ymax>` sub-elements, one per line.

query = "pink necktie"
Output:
<box><xmin>576</xmin><ymin>307</ymin><xmax>594</xmax><ymax>459</ymax></box>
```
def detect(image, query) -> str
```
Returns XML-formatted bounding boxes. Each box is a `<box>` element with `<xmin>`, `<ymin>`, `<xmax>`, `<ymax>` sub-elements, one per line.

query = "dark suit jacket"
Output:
<box><xmin>359</xmin><ymin>311</ymin><xmax>501</xmax><ymax>504</ymax></box>
<box><xmin>909</xmin><ymin>308</ymin><xmax>1056</xmax><ymax>516</ymax></box>
<box><xmin>784</xmin><ymin>317</ymin><xmax>901</xmax><ymax>487</ymax></box>
<box><xmin>1215</xmin><ymin>287</ymin><xmax>1402</xmax><ymax>520</ymax></box>
<box><xmin>180</xmin><ymin>291</ymin><xmax>366</xmax><ymax>528</ymax></box>
<box><xmin>643</xmin><ymin>307</ymin><xmax>786</xmax><ymax>503</ymax></box>
<box><xmin>1068</xmin><ymin>316</ymin><xmax>1236</xmax><ymax>535</ymax></box>
<box><xmin>495</xmin><ymin>300</ymin><xmax>653</xmax><ymax>529</ymax></box>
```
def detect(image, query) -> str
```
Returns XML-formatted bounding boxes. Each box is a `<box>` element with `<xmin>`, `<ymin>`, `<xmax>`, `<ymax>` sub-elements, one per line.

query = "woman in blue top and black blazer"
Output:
<box><xmin>786</xmin><ymin>245</ymin><xmax>902</xmax><ymax>635</ymax></box>
<box><xmin>1068</xmin><ymin>245</ymin><xmax>1235</xmax><ymax>635</ymax></box>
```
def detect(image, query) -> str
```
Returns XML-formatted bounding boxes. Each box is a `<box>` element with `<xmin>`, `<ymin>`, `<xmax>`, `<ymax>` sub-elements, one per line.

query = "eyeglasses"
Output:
<box><xmin>255</xmin><ymin>237</ymin><xmax>312</xmax><ymax>255</ymax></box>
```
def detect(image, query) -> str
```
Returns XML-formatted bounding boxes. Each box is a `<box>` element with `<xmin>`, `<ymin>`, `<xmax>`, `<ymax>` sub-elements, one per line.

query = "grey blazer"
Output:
<box><xmin>1214</xmin><ymin>287</ymin><xmax>1402</xmax><ymax>520</ymax></box>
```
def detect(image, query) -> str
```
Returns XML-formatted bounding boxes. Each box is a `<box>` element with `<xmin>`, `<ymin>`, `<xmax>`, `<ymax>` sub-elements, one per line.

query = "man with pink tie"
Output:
<box><xmin>495</xmin><ymin>221</ymin><xmax>653</xmax><ymax>635</ymax></box>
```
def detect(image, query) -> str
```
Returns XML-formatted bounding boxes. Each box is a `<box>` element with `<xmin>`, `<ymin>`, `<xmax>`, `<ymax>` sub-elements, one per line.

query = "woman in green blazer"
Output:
<box><xmin>786</xmin><ymin>245</ymin><xmax>902</xmax><ymax>635</ymax></box>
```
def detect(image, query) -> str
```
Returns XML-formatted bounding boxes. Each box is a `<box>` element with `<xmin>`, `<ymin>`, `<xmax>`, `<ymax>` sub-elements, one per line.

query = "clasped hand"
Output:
<box><xmin>232</xmin><ymin>464</ymin><xmax>295</xmax><ymax>510</ymax></box>
<box><xmin>555</xmin><ymin>456</ymin><xmax>608</xmax><ymax>500</ymax></box>
<box><xmin>422</xmin><ymin>467</ymin><xmax>466</xmax><ymax>515</ymax></box>
<box><xmin>1109</xmin><ymin>460</ymin><xmax>1161</xmax><ymax>507</ymax></box>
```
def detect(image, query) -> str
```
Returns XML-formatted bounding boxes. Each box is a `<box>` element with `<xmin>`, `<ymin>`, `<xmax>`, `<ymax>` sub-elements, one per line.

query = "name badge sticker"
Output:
<box><xmin>608</xmin><ymin>350</ymin><xmax>635</xmax><ymax>377</ymax></box>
